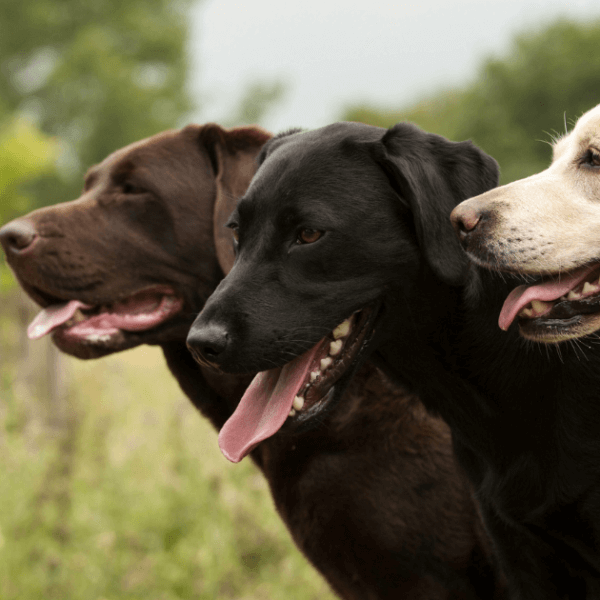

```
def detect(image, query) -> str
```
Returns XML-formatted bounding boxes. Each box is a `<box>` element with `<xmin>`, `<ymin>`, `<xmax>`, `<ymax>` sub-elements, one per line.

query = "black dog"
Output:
<box><xmin>188</xmin><ymin>122</ymin><xmax>600</xmax><ymax>599</ymax></box>
<box><xmin>1</xmin><ymin>124</ymin><xmax>504</xmax><ymax>599</ymax></box>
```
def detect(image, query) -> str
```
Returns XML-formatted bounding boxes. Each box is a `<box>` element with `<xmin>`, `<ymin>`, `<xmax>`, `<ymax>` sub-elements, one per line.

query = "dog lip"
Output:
<box><xmin>511</xmin><ymin>265</ymin><xmax>600</xmax><ymax>342</ymax></box>
<box><xmin>31</xmin><ymin>284</ymin><xmax>186</xmax><ymax>348</ymax></box>
<box><xmin>285</xmin><ymin>301</ymin><xmax>381</xmax><ymax>430</ymax></box>
<box><xmin>499</xmin><ymin>264</ymin><xmax>600</xmax><ymax>331</ymax></box>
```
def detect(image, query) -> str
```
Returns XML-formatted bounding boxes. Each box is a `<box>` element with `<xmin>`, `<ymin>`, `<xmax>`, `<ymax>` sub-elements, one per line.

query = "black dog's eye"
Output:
<box><xmin>581</xmin><ymin>148</ymin><xmax>600</xmax><ymax>169</ymax></box>
<box><xmin>122</xmin><ymin>182</ymin><xmax>145</xmax><ymax>194</ymax></box>
<box><xmin>296</xmin><ymin>228</ymin><xmax>323</xmax><ymax>245</ymax></box>
<box><xmin>228</xmin><ymin>224</ymin><xmax>240</xmax><ymax>243</ymax></box>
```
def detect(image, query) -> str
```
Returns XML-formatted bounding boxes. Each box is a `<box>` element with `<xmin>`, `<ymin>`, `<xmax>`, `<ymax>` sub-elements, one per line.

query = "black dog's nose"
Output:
<box><xmin>186</xmin><ymin>323</ymin><xmax>230</xmax><ymax>364</ymax></box>
<box><xmin>0</xmin><ymin>219</ymin><xmax>38</xmax><ymax>254</ymax></box>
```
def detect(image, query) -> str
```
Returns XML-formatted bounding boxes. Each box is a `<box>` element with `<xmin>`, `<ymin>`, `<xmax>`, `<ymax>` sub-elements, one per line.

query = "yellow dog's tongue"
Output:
<box><xmin>218</xmin><ymin>340</ymin><xmax>326</xmax><ymax>463</ymax></box>
<box><xmin>498</xmin><ymin>266</ymin><xmax>595</xmax><ymax>331</ymax></box>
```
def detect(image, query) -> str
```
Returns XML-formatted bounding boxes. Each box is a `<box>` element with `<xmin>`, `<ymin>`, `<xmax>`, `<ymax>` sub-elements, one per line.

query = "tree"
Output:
<box><xmin>343</xmin><ymin>17</ymin><xmax>600</xmax><ymax>184</ymax></box>
<box><xmin>0</xmin><ymin>0</ymin><xmax>196</xmax><ymax>208</ymax></box>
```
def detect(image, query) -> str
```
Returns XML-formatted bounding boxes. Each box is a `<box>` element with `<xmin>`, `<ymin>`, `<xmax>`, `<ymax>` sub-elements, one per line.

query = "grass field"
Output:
<box><xmin>0</xmin><ymin>335</ymin><xmax>337</xmax><ymax>600</ymax></box>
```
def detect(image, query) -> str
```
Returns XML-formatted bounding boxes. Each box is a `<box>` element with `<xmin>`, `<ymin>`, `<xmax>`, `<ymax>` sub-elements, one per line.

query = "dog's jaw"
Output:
<box><xmin>23</xmin><ymin>284</ymin><xmax>190</xmax><ymax>358</ymax></box>
<box><xmin>216</xmin><ymin>304</ymin><xmax>381</xmax><ymax>462</ymax></box>
<box><xmin>499</xmin><ymin>264</ymin><xmax>600</xmax><ymax>343</ymax></box>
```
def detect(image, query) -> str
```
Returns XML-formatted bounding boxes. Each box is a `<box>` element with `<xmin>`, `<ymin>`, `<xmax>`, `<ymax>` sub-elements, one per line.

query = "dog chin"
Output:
<box><xmin>50</xmin><ymin>316</ymin><xmax>193</xmax><ymax>359</ymax></box>
<box><xmin>518</xmin><ymin>313</ymin><xmax>600</xmax><ymax>344</ymax></box>
<box><xmin>51</xmin><ymin>327</ymin><xmax>133</xmax><ymax>358</ymax></box>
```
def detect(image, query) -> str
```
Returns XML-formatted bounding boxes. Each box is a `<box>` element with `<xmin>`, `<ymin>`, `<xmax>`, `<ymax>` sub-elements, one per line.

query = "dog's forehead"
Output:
<box><xmin>89</xmin><ymin>129</ymin><xmax>198</xmax><ymax>184</ymax></box>
<box><xmin>554</xmin><ymin>104</ymin><xmax>600</xmax><ymax>162</ymax></box>
<box><xmin>241</xmin><ymin>123</ymin><xmax>386</xmax><ymax>216</ymax></box>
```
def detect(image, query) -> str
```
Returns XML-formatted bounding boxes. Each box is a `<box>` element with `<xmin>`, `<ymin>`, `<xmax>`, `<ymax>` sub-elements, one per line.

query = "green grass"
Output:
<box><xmin>0</xmin><ymin>342</ymin><xmax>337</xmax><ymax>600</ymax></box>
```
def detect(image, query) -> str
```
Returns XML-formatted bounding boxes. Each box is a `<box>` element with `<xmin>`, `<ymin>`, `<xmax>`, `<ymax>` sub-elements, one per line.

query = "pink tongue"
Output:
<box><xmin>498</xmin><ymin>266</ymin><xmax>595</xmax><ymax>331</ymax></box>
<box><xmin>218</xmin><ymin>340</ymin><xmax>327</xmax><ymax>463</ymax></box>
<box><xmin>26</xmin><ymin>292</ymin><xmax>182</xmax><ymax>341</ymax></box>
<box><xmin>27</xmin><ymin>300</ymin><xmax>91</xmax><ymax>340</ymax></box>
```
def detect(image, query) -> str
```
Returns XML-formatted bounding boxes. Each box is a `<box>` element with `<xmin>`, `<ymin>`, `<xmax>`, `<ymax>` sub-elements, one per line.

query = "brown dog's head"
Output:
<box><xmin>0</xmin><ymin>124</ymin><xmax>270</xmax><ymax>358</ymax></box>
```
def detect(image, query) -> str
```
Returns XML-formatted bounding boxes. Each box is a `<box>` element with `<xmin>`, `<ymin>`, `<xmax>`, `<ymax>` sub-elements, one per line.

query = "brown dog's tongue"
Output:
<box><xmin>218</xmin><ymin>340</ymin><xmax>326</xmax><ymax>463</ymax></box>
<box><xmin>27</xmin><ymin>300</ymin><xmax>91</xmax><ymax>340</ymax></box>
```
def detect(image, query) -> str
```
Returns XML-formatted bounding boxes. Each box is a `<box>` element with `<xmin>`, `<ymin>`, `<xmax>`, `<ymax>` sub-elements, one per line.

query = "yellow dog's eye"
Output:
<box><xmin>582</xmin><ymin>148</ymin><xmax>600</xmax><ymax>168</ymax></box>
<box><xmin>297</xmin><ymin>229</ymin><xmax>323</xmax><ymax>244</ymax></box>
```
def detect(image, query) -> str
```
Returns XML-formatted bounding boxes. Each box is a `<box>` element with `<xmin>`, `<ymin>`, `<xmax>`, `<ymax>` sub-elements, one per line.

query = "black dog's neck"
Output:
<box><xmin>374</xmin><ymin>266</ymin><xmax>600</xmax><ymax>516</ymax></box>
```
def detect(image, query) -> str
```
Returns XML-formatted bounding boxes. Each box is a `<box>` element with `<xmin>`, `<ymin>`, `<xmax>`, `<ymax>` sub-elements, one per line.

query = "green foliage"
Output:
<box><xmin>0</xmin><ymin>0</ymin><xmax>194</xmax><ymax>209</ymax></box>
<box><xmin>0</xmin><ymin>344</ymin><xmax>336</xmax><ymax>600</ymax></box>
<box><xmin>0</xmin><ymin>117</ymin><xmax>58</xmax><ymax>292</ymax></box>
<box><xmin>343</xmin><ymin>17</ymin><xmax>600</xmax><ymax>184</ymax></box>
<box><xmin>0</xmin><ymin>116</ymin><xmax>57</xmax><ymax>222</ymax></box>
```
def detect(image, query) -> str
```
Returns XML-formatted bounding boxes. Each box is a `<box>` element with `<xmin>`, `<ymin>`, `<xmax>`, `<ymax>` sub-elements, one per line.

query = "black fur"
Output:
<box><xmin>189</xmin><ymin>121</ymin><xmax>600</xmax><ymax>598</ymax></box>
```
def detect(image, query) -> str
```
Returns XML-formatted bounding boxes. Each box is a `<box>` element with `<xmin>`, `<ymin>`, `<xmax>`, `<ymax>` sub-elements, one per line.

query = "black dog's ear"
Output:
<box><xmin>371</xmin><ymin>123</ymin><xmax>499</xmax><ymax>286</ymax></box>
<box><xmin>257</xmin><ymin>127</ymin><xmax>305</xmax><ymax>165</ymax></box>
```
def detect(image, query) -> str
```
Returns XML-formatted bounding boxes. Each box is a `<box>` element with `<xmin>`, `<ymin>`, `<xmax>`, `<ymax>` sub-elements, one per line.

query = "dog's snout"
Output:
<box><xmin>0</xmin><ymin>219</ymin><xmax>38</xmax><ymax>254</ymax></box>
<box><xmin>450</xmin><ymin>202</ymin><xmax>488</xmax><ymax>246</ymax></box>
<box><xmin>452</xmin><ymin>207</ymin><xmax>480</xmax><ymax>234</ymax></box>
<box><xmin>186</xmin><ymin>322</ymin><xmax>230</xmax><ymax>365</ymax></box>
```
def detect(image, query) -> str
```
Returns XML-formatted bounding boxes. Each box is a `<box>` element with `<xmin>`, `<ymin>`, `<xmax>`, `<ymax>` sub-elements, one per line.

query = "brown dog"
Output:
<box><xmin>0</xmin><ymin>124</ymin><xmax>504</xmax><ymax>599</ymax></box>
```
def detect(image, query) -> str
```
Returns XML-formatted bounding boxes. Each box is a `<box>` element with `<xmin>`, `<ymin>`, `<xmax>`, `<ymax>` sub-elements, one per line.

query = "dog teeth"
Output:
<box><xmin>292</xmin><ymin>396</ymin><xmax>305</xmax><ymax>411</ymax></box>
<box><xmin>310</xmin><ymin>371</ymin><xmax>319</xmax><ymax>382</ymax></box>
<box><xmin>320</xmin><ymin>357</ymin><xmax>333</xmax><ymax>371</ymax></box>
<box><xmin>288</xmin><ymin>408</ymin><xmax>296</xmax><ymax>417</ymax></box>
<box><xmin>520</xmin><ymin>307</ymin><xmax>533</xmax><ymax>318</ymax></box>
<box><xmin>85</xmin><ymin>333</ymin><xmax>112</xmax><ymax>343</ymax></box>
<box><xmin>332</xmin><ymin>319</ymin><xmax>351</xmax><ymax>339</ymax></box>
<box><xmin>583</xmin><ymin>281</ymin><xmax>599</xmax><ymax>295</ymax></box>
<box><xmin>531</xmin><ymin>300</ymin><xmax>551</xmax><ymax>315</ymax></box>
<box><xmin>568</xmin><ymin>290</ymin><xmax>581</xmax><ymax>301</ymax></box>
<box><xmin>329</xmin><ymin>340</ymin><xmax>343</xmax><ymax>356</ymax></box>
<box><xmin>583</xmin><ymin>282</ymin><xmax>594</xmax><ymax>295</ymax></box>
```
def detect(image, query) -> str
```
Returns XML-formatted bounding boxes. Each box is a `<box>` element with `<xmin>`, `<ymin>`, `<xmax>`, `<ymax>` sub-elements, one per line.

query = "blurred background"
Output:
<box><xmin>1</xmin><ymin>0</ymin><xmax>600</xmax><ymax>598</ymax></box>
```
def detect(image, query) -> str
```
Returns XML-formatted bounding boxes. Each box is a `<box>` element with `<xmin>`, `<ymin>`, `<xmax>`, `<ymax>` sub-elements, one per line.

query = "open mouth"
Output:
<box><xmin>217</xmin><ymin>306</ymin><xmax>378</xmax><ymax>463</ymax></box>
<box><xmin>498</xmin><ymin>264</ymin><xmax>600</xmax><ymax>343</ymax></box>
<box><xmin>26</xmin><ymin>285</ymin><xmax>184</xmax><ymax>349</ymax></box>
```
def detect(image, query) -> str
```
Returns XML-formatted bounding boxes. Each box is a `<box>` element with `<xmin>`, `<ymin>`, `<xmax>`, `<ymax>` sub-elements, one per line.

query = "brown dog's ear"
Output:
<box><xmin>193</xmin><ymin>124</ymin><xmax>271</xmax><ymax>274</ymax></box>
<box><xmin>371</xmin><ymin>123</ymin><xmax>499</xmax><ymax>286</ymax></box>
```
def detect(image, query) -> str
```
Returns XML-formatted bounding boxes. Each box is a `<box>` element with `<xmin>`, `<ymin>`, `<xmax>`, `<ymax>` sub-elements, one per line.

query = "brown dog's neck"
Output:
<box><xmin>160</xmin><ymin>341</ymin><xmax>239</xmax><ymax>429</ymax></box>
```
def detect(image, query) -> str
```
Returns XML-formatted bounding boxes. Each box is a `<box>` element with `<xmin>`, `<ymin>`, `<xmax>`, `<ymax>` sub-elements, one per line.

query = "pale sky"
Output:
<box><xmin>189</xmin><ymin>0</ymin><xmax>600</xmax><ymax>133</ymax></box>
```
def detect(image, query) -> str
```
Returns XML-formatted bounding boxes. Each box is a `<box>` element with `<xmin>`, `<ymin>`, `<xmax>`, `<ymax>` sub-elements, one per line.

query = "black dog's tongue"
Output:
<box><xmin>218</xmin><ymin>340</ymin><xmax>326</xmax><ymax>462</ymax></box>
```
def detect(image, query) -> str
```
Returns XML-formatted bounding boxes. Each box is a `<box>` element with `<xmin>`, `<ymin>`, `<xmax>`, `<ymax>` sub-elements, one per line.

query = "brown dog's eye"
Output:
<box><xmin>230</xmin><ymin>226</ymin><xmax>240</xmax><ymax>242</ymax></box>
<box><xmin>122</xmin><ymin>182</ymin><xmax>144</xmax><ymax>194</ymax></box>
<box><xmin>297</xmin><ymin>229</ymin><xmax>323</xmax><ymax>244</ymax></box>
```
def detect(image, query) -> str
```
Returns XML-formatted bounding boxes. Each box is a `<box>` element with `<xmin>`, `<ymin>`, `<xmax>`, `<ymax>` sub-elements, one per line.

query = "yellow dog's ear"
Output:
<box><xmin>198</xmin><ymin>124</ymin><xmax>271</xmax><ymax>275</ymax></box>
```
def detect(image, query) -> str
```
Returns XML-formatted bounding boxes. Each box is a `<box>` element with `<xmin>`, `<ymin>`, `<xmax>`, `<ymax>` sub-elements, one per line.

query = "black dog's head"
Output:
<box><xmin>186</xmin><ymin>121</ymin><xmax>498</xmax><ymax>462</ymax></box>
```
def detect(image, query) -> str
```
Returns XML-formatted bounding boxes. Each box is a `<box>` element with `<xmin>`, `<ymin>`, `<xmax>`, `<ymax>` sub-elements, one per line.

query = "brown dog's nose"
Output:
<box><xmin>0</xmin><ymin>219</ymin><xmax>38</xmax><ymax>254</ymax></box>
<box><xmin>450</xmin><ymin>203</ymin><xmax>482</xmax><ymax>242</ymax></box>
